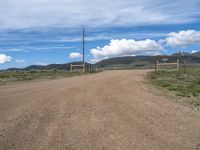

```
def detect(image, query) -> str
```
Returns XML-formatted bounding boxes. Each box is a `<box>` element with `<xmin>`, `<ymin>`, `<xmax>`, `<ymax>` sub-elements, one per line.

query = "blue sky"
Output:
<box><xmin>0</xmin><ymin>0</ymin><xmax>200</xmax><ymax>69</ymax></box>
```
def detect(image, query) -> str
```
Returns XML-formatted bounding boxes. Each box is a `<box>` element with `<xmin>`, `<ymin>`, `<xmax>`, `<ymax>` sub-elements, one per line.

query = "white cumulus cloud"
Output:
<box><xmin>90</xmin><ymin>39</ymin><xmax>163</xmax><ymax>59</ymax></box>
<box><xmin>166</xmin><ymin>30</ymin><xmax>200</xmax><ymax>47</ymax></box>
<box><xmin>0</xmin><ymin>54</ymin><xmax>12</xmax><ymax>64</ymax></box>
<box><xmin>69</xmin><ymin>52</ymin><xmax>82</xmax><ymax>59</ymax></box>
<box><xmin>15</xmin><ymin>59</ymin><xmax>26</xmax><ymax>63</ymax></box>
<box><xmin>35</xmin><ymin>62</ymin><xmax>48</xmax><ymax>66</ymax></box>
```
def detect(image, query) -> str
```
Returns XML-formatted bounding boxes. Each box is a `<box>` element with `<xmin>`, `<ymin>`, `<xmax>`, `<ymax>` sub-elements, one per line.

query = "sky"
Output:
<box><xmin>0</xmin><ymin>0</ymin><xmax>200</xmax><ymax>69</ymax></box>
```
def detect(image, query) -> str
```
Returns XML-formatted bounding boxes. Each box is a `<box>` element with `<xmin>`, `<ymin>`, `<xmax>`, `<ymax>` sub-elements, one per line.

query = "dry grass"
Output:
<box><xmin>147</xmin><ymin>67</ymin><xmax>200</xmax><ymax>107</ymax></box>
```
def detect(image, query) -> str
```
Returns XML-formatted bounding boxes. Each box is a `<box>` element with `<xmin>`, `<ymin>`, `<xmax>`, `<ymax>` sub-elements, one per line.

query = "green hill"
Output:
<box><xmin>95</xmin><ymin>54</ymin><xmax>200</xmax><ymax>68</ymax></box>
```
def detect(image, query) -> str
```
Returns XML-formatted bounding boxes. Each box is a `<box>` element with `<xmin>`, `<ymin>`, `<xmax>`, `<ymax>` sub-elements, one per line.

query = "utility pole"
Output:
<box><xmin>82</xmin><ymin>28</ymin><xmax>85</xmax><ymax>72</ymax></box>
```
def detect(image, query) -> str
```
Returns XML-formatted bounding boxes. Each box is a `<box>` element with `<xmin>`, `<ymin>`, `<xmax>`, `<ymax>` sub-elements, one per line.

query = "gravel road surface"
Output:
<box><xmin>0</xmin><ymin>70</ymin><xmax>199</xmax><ymax>150</ymax></box>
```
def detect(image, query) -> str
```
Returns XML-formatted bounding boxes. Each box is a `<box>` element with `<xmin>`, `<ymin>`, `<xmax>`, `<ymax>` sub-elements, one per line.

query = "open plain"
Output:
<box><xmin>0</xmin><ymin>70</ymin><xmax>200</xmax><ymax>150</ymax></box>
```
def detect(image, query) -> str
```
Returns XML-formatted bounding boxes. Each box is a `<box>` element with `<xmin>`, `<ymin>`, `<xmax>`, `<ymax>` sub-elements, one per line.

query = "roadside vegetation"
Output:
<box><xmin>147</xmin><ymin>67</ymin><xmax>200</xmax><ymax>107</ymax></box>
<box><xmin>0</xmin><ymin>69</ymin><xmax>89</xmax><ymax>84</ymax></box>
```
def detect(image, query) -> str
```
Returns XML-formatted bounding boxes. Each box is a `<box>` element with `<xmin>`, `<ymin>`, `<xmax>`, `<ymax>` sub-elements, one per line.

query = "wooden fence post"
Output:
<box><xmin>177</xmin><ymin>58</ymin><xmax>179</xmax><ymax>71</ymax></box>
<box><xmin>155</xmin><ymin>60</ymin><xmax>158</xmax><ymax>72</ymax></box>
<box><xmin>70</xmin><ymin>64</ymin><xmax>72</xmax><ymax>72</ymax></box>
<box><xmin>82</xmin><ymin>63</ymin><xmax>85</xmax><ymax>72</ymax></box>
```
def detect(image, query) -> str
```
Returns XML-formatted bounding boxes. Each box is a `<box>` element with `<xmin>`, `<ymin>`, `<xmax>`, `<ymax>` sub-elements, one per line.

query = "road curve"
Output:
<box><xmin>0</xmin><ymin>70</ymin><xmax>199</xmax><ymax>150</ymax></box>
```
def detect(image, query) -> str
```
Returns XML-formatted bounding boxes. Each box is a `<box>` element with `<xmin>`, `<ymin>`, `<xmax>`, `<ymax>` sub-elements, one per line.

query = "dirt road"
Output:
<box><xmin>0</xmin><ymin>70</ymin><xmax>199</xmax><ymax>150</ymax></box>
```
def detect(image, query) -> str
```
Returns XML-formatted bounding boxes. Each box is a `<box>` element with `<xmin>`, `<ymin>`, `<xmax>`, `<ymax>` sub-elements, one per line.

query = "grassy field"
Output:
<box><xmin>0</xmin><ymin>70</ymin><xmax>88</xmax><ymax>84</ymax></box>
<box><xmin>147</xmin><ymin>67</ymin><xmax>200</xmax><ymax>107</ymax></box>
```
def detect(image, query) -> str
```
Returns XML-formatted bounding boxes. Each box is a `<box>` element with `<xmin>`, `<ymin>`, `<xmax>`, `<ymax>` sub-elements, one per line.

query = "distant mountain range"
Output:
<box><xmin>95</xmin><ymin>51</ymin><xmax>200</xmax><ymax>68</ymax></box>
<box><xmin>5</xmin><ymin>51</ymin><xmax>200</xmax><ymax>71</ymax></box>
<box><xmin>191</xmin><ymin>51</ymin><xmax>200</xmax><ymax>57</ymax></box>
<box><xmin>6</xmin><ymin>62</ymin><xmax>91</xmax><ymax>71</ymax></box>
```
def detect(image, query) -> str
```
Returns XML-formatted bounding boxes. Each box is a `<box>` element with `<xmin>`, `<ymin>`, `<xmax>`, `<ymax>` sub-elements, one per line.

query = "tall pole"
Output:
<box><xmin>82</xmin><ymin>28</ymin><xmax>85</xmax><ymax>72</ymax></box>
